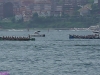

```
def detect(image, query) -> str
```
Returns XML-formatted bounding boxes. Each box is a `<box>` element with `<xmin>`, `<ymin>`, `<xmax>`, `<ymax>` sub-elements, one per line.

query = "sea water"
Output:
<box><xmin>0</xmin><ymin>29</ymin><xmax>100</xmax><ymax>75</ymax></box>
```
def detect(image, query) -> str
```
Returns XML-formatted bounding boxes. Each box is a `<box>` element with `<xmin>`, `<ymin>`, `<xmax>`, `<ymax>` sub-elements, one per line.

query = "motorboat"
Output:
<box><xmin>93</xmin><ymin>30</ymin><xmax>99</xmax><ymax>33</ymax></box>
<box><xmin>89</xmin><ymin>25</ymin><xmax>100</xmax><ymax>33</ymax></box>
<box><xmin>30</xmin><ymin>31</ymin><xmax>45</xmax><ymax>37</ymax></box>
<box><xmin>30</xmin><ymin>34</ymin><xmax>45</xmax><ymax>37</ymax></box>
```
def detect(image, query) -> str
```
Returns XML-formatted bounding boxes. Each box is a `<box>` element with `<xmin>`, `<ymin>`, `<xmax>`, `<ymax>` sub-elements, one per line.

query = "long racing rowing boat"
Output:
<box><xmin>0</xmin><ymin>36</ymin><xmax>35</xmax><ymax>41</ymax></box>
<box><xmin>69</xmin><ymin>34</ymin><xmax>100</xmax><ymax>39</ymax></box>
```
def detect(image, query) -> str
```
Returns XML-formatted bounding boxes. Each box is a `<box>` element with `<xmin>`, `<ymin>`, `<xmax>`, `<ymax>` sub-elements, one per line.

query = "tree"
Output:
<box><xmin>11</xmin><ymin>17</ymin><xmax>15</xmax><ymax>23</ymax></box>
<box><xmin>88</xmin><ymin>0</ymin><xmax>94</xmax><ymax>3</ymax></box>
<box><xmin>32</xmin><ymin>12</ymin><xmax>38</xmax><ymax>19</ymax></box>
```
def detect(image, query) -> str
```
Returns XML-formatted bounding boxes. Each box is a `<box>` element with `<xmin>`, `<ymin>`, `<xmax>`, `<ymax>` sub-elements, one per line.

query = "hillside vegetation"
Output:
<box><xmin>0</xmin><ymin>0</ymin><xmax>99</xmax><ymax>29</ymax></box>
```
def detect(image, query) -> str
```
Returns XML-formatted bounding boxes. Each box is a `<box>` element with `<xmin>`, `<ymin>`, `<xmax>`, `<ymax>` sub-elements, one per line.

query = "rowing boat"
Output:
<box><xmin>0</xmin><ymin>36</ymin><xmax>35</xmax><ymax>41</ymax></box>
<box><xmin>69</xmin><ymin>34</ymin><xmax>100</xmax><ymax>39</ymax></box>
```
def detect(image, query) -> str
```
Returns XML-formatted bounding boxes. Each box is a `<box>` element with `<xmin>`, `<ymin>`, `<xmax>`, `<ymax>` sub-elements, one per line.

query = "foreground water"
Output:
<box><xmin>0</xmin><ymin>29</ymin><xmax>100</xmax><ymax>75</ymax></box>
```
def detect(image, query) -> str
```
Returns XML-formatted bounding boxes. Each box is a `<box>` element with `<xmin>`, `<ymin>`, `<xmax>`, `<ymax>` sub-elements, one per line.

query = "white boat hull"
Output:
<box><xmin>93</xmin><ymin>31</ymin><xmax>99</xmax><ymax>33</ymax></box>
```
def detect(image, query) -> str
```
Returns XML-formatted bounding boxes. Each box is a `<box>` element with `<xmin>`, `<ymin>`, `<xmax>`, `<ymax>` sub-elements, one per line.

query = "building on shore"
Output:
<box><xmin>0</xmin><ymin>0</ymin><xmax>88</xmax><ymax>21</ymax></box>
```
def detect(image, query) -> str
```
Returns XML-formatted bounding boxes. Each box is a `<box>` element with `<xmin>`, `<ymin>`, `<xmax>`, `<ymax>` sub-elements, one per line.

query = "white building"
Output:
<box><xmin>94</xmin><ymin>0</ymin><xmax>98</xmax><ymax>3</ymax></box>
<box><xmin>15</xmin><ymin>14</ymin><xmax>23</xmax><ymax>21</ymax></box>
